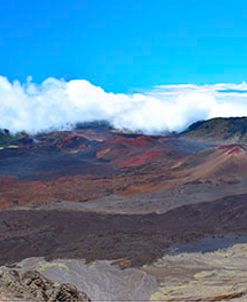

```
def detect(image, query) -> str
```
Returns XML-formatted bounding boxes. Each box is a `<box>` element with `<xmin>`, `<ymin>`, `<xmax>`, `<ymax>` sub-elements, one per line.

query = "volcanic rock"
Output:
<box><xmin>0</xmin><ymin>267</ymin><xmax>91</xmax><ymax>302</ymax></box>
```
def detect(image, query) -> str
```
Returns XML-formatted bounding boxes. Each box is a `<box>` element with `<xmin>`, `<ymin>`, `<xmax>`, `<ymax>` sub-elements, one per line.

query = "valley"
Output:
<box><xmin>1</xmin><ymin>118</ymin><xmax>247</xmax><ymax>301</ymax></box>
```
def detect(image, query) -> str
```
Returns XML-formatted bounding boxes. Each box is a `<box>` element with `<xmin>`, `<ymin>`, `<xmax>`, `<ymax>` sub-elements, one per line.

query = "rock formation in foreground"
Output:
<box><xmin>0</xmin><ymin>267</ymin><xmax>91</xmax><ymax>302</ymax></box>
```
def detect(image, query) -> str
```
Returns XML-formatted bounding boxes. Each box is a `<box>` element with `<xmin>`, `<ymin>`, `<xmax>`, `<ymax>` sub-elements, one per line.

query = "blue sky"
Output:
<box><xmin>1</xmin><ymin>0</ymin><xmax>247</xmax><ymax>92</ymax></box>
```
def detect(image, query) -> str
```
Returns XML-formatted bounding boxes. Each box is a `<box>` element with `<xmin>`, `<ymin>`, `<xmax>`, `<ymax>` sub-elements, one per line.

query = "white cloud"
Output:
<box><xmin>0</xmin><ymin>76</ymin><xmax>247</xmax><ymax>134</ymax></box>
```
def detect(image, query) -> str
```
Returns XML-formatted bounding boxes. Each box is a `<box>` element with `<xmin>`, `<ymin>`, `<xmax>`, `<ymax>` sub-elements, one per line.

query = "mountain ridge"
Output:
<box><xmin>1</xmin><ymin>117</ymin><xmax>247</xmax><ymax>148</ymax></box>
<box><xmin>181</xmin><ymin>116</ymin><xmax>247</xmax><ymax>143</ymax></box>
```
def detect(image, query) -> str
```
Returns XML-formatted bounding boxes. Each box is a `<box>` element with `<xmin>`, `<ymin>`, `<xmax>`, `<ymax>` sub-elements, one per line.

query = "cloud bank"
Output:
<box><xmin>1</xmin><ymin>76</ymin><xmax>247</xmax><ymax>134</ymax></box>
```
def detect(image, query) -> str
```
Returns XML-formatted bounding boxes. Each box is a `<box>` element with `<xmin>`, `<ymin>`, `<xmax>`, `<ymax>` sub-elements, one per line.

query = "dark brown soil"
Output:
<box><xmin>0</xmin><ymin>193</ymin><xmax>247</xmax><ymax>267</ymax></box>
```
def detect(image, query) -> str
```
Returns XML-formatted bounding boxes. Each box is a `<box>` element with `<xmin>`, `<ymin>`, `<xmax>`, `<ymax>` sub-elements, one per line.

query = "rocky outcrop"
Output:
<box><xmin>0</xmin><ymin>267</ymin><xmax>91</xmax><ymax>302</ymax></box>
<box><xmin>7</xmin><ymin>258</ymin><xmax>158</xmax><ymax>302</ymax></box>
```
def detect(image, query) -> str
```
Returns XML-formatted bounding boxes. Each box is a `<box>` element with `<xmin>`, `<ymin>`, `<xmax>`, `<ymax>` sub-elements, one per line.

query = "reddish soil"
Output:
<box><xmin>0</xmin><ymin>129</ymin><xmax>246</xmax><ymax>209</ymax></box>
<box><xmin>119</xmin><ymin>150</ymin><xmax>162</xmax><ymax>168</ymax></box>
<box><xmin>218</xmin><ymin>144</ymin><xmax>246</xmax><ymax>155</ymax></box>
<box><xmin>0</xmin><ymin>130</ymin><xmax>206</xmax><ymax>208</ymax></box>
<box><xmin>1</xmin><ymin>129</ymin><xmax>247</xmax><ymax>267</ymax></box>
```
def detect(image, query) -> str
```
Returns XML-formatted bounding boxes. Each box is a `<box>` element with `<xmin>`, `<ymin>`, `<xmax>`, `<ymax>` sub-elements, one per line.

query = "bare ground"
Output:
<box><xmin>1</xmin><ymin>193</ymin><xmax>247</xmax><ymax>267</ymax></box>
